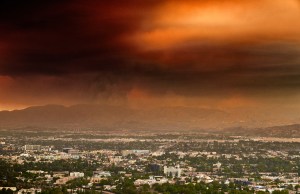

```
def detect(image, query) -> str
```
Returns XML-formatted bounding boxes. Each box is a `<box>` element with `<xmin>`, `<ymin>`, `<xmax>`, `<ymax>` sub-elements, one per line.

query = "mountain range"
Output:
<box><xmin>0</xmin><ymin>104</ymin><xmax>298</xmax><ymax>131</ymax></box>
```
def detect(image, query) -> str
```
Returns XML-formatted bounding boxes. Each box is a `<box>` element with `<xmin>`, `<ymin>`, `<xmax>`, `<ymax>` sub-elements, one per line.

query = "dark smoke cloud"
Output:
<box><xmin>0</xmin><ymin>0</ymin><xmax>300</xmax><ymax>110</ymax></box>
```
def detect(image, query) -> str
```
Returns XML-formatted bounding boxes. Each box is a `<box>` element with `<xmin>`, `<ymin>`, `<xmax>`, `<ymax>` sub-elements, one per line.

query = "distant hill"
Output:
<box><xmin>223</xmin><ymin>124</ymin><xmax>300</xmax><ymax>137</ymax></box>
<box><xmin>0</xmin><ymin>104</ymin><xmax>229</xmax><ymax>130</ymax></box>
<box><xmin>0</xmin><ymin>104</ymin><xmax>298</xmax><ymax>132</ymax></box>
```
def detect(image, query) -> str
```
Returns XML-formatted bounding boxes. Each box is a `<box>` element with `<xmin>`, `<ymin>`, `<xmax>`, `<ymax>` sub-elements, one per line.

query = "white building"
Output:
<box><xmin>122</xmin><ymin>150</ymin><xmax>150</xmax><ymax>156</ymax></box>
<box><xmin>70</xmin><ymin>172</ymin><xmax>84</xmax><ymax>178</ymax></box>
<box><xmin>134</xmin><ymin>176</ymin><xmax>169</xmax><ymax>186</ymax></box>
<box><xmin>93</xmin><ymin>171</ymin><xmax>111</xmax><ymax>177</ymax></box>
<box><xmin>164</xmin><ymin>165</ymin><xmax>181</xmax><ymax>177</ymax></box>
<box><xmin>25</xmin><ymin>145</ymin><xmax>41</xmax><ymax>151</ymax></box>
<box><xmin>17</xmin><ymin>188</ymin><xmax>41</xmax><ymax>194</ymax></box>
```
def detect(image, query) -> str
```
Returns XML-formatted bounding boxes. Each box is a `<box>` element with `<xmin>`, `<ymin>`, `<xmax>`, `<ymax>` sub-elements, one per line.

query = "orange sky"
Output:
<box><xmin>0</xmin><ymin>0</ymin><xmax>300</xmax><ymax>125</ymax></box>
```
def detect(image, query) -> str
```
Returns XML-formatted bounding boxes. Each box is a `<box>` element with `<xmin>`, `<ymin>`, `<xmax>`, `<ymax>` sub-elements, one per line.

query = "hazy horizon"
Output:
<box><xmin>1</xmin><ymin>0</ymin><xmax>300</xmax><ymax>127</ymax></box>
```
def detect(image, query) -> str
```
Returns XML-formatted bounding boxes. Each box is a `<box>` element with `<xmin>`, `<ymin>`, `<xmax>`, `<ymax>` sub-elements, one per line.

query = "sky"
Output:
<box><xmin>0</xmin><ymin>0</ymin><xmax>300</xmax><ymax>121</ymax></box>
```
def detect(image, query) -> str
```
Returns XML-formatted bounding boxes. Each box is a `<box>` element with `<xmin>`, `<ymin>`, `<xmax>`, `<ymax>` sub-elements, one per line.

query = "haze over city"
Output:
<box><xmin>1</xmin><ymin>0</ymin><xmax>300</xmax><ymax>127</ymax></box>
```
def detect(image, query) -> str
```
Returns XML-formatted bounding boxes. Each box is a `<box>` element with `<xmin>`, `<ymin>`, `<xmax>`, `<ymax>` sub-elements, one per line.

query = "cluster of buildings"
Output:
<box><xmin>1</xmin><ymin>133</ymin><xmax>300</xmax><ymax>193</ymax></box>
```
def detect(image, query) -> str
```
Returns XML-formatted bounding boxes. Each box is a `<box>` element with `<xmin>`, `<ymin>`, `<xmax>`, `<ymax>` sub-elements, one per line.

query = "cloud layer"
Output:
<box><xmin>0</xmin><ymin>0</ymin><xmax>300</xmax><ymax>114</ymax></box>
